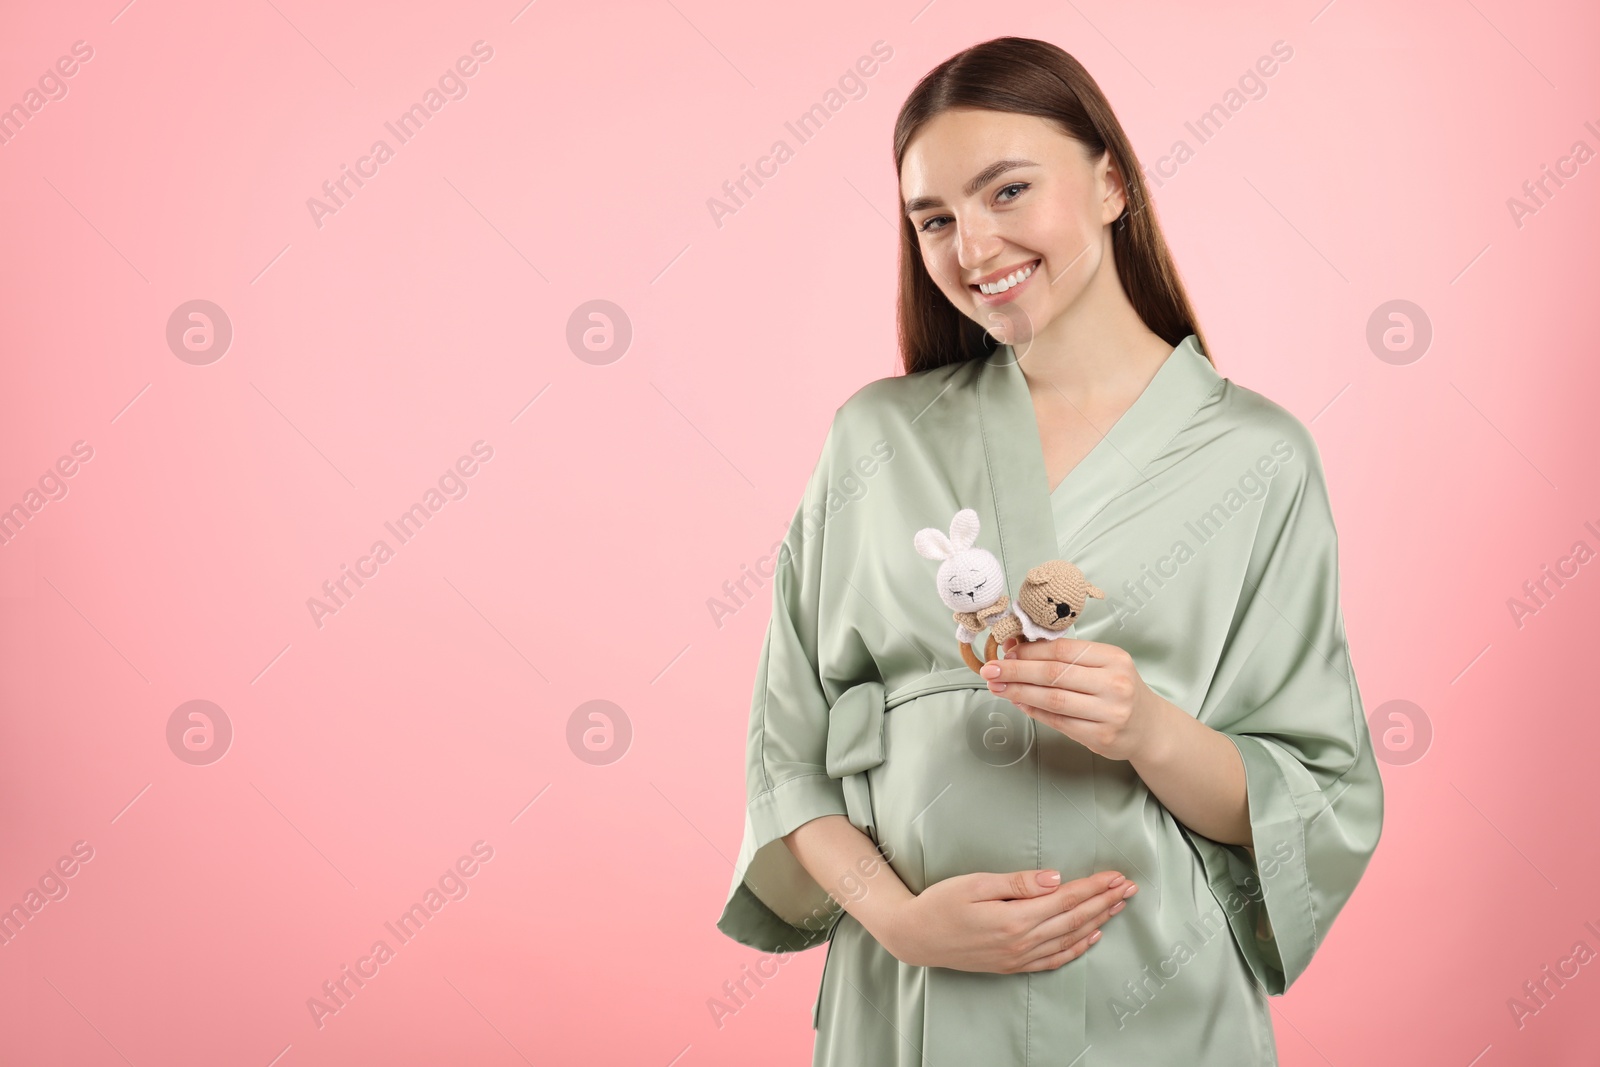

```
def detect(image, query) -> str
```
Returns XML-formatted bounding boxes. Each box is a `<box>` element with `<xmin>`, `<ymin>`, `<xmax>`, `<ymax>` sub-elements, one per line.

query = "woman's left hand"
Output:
<box><xmin>979</xmin><ymin>636</ymin><xmax>1168</xmax><ymax>763</ymax></box>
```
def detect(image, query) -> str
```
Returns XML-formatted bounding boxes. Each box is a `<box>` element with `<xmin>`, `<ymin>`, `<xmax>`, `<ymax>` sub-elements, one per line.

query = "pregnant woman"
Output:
<box><xmin>716</xmin><ymin>36</ymin><xmax>1383</xmax><ymax>1065</ymax></box>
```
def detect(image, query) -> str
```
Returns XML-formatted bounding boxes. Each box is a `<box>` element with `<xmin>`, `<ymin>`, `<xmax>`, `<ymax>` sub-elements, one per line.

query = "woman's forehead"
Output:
<box><xmin>900</xmin><ymin>114</ymin><xmax>1080</xmax><ymax>199</ymax></box>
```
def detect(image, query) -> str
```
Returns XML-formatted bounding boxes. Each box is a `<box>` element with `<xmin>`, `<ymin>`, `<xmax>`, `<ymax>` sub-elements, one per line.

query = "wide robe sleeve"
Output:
<box><xmin>1181</xmin><ymin>427</ymin><xmax>1384</xmax><ymax>996</ymax></box>
<box><xmin>715</xmin><ymin>412</ymin><xmax>862</xmax><ymax>954</ymax></box>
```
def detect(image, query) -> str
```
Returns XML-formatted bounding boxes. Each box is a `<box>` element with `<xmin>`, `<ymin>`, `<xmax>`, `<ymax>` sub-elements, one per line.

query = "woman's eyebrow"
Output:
<box><xmin>902</xmin><ymin>158</ymin><xmax>1038</xmax><ymax>215</ymax></box>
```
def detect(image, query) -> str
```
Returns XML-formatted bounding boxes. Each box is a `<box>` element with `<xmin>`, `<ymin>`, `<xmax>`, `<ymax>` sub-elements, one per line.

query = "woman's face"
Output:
<box><xmin>899</xmin><ymin>108</ymin><xmax>1127</xmax><ymax>345</ymax></box>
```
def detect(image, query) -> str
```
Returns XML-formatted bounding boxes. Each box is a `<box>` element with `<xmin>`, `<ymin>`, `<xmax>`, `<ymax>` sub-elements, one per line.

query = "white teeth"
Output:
<box><xmin>978</xmin><ymin>260</ymin><xmax>1037</xmax><ymax>295</ymax></box>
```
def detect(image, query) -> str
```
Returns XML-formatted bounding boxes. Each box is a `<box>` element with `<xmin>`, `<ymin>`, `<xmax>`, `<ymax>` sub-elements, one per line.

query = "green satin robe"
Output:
<box><xmin>716</xmin><ymin>334</ymin><xmax>1384</xmax><ymax>1065</ymax></box>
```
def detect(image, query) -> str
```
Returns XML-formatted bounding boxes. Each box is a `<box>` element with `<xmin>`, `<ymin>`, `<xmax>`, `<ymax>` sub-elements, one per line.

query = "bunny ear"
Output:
<box><xmin>913</xmin><ymin>527</ymin><xmax>953</xmax><ymax>560</ymax></box>
<box><xmin>1086</xmin><ymin>582</ymin><xmax>1105</xmax><ymax>599</ymax></box>
<box><xmin>947</xmin><ymin>508</ymin><xmax>981</xmax><ymax>550</ymax></box>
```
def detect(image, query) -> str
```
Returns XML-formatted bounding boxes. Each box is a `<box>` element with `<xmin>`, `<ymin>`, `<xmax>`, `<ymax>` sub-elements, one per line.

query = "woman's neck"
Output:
<box><xmin>1013</xmin><ymin>287</ymin><xmax>1171</xmax><ymax>404</ymax></box>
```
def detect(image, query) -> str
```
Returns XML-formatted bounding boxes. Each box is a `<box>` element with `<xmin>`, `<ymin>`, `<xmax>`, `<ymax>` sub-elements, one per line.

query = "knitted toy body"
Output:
<box><xmin>954</xmin><ymin>594</ymin><xmax>1012</xmax><ymax>645</ymax></box>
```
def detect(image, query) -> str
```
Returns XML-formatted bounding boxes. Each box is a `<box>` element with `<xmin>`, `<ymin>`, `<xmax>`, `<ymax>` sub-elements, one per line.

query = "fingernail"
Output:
<box><xmin>1088</xmin><ymin>929</ymin><xmax>1103</xmax><ymax>944</ymax></box>
<box><xmin>979</xmin><ymin>663</ymin><xmax>1000</xmax><ymax>678</ymax></box>
<box><xmin>1109</xmin><ymin>900</ymin><xmax>1126</xmax><ymax>915</ymax></box>
<box><xmin>1107</xmin><ymin>874</ymin><xmax>1125</xmax><ymax>887</ymax></box>
<box><xmin>1040</xmin><ymin>870</ymin><xmax>1062</xmax><ymax>885</ymax></box>
<box><xmin>1122</xmin><ymin>883</ymin><xmax>1138</xmax><ymax>898</ymax></box>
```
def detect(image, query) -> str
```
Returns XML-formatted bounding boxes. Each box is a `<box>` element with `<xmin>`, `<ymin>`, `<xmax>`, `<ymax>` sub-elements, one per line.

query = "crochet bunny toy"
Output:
<box><xmin>913</xmin><ymin>509</ymin><xmax>1010</xmax><ymax>674</ymax></box>
<box><xmin>915</xmin><ymin>509</ymin><xmax>1105</xmax><ymax>674</ymax></box>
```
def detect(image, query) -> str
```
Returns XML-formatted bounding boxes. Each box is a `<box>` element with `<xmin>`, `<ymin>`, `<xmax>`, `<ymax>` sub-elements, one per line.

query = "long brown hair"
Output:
<box><xmin>893</xmin><ymin>36</ymin><xmax>1212</xmax><ymax>375</ymax></box>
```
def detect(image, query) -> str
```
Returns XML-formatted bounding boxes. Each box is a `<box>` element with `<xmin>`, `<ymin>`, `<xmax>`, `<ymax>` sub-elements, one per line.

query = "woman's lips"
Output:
<box><xmin>971</xmin><ymin>258</ymin><xmax>1041</xmax><ymax>305</ymax></box>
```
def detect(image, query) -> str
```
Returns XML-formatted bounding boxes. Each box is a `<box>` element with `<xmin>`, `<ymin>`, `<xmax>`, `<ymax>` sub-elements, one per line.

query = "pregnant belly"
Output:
<box><xmin>870</xmin><ymin>687</ymin><xmax>1063</xmax><ymax>893</ymax></box>
<box><xmin>859</xmin><ymin>685</ymin><xmax>1275</xmax><ymax>1056</ymax></box>
<box><xmin>870</xmin><ymin>688</ymin><xmax>1171</xmax><ymax>905</ymax></box>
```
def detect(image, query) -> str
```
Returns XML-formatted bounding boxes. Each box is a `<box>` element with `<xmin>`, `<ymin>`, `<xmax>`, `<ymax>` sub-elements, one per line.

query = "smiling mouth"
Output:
<box><xmin>970</xmin><ymin>258</ymin><xmax>1041</xmax><ymax>296</ymax></box>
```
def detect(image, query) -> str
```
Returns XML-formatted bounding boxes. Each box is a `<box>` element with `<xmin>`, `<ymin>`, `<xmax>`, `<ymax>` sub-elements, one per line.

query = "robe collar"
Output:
<box><xmin>976</xmin><ymin>334</ymin><xmax>1220</xmax><ymax>585</ymax></box>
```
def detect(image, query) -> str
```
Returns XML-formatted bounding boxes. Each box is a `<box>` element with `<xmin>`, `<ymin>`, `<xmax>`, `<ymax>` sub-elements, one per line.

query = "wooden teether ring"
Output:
<box><xmin>962</xmin><ymin>632</ymin><xmax>1013</xmax><ymax>674</ymax></box>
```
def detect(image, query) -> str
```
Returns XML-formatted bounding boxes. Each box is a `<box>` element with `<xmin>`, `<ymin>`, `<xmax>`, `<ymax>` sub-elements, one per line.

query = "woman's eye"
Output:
<box><xmin>915</xmin><ymin>184</ymin><xmax>1029</xmax><ymax>233</ymax></box>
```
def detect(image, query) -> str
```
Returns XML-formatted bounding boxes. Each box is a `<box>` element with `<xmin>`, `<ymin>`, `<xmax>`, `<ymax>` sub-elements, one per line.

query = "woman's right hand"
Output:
<box><xmin>880</xmin><ymin>869</ymin><xmax>1137</xmax><ymax>973</ymax></box>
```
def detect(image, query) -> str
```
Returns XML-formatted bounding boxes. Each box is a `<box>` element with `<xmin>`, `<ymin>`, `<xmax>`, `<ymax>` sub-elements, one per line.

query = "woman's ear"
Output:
<box><xmin>1096</xmin><ymin>148</ymin><xmax>1128</xmax><ymax>227</ymax></box>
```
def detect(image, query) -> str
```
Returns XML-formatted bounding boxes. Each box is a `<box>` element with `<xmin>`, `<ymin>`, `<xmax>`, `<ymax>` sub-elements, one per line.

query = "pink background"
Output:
<box><xmin>1</xmin><ymin>0</ymin><xmax>1597</xmax><ymax>1064</ymax></box>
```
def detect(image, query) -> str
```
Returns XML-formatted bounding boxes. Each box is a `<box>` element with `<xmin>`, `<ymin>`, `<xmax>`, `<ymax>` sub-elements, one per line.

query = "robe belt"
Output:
<box><xmin>823</xmin><ymin>670</ymin><xmax>992</xmax><ymax>843</ymax></box>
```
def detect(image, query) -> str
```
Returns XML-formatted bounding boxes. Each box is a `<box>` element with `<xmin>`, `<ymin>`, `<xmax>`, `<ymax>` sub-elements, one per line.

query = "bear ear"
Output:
<box><xmin>914</xmin><ymin>527</ymin><xmax>953</xmax><ymax>560</ymax></box>
<box><xmin>1025</xmin><ymin>561</ymin><xmax>1061</xmax><ymax>585</ymax></box>
<box><xmin>947</xmin><ymin>508</ymin><xmax>981</xmax><ymax>551</ymax></box>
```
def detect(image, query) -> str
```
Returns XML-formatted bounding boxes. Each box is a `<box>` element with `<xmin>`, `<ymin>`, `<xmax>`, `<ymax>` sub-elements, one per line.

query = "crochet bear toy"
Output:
<box><xmin>985</xmin><ymin>558</ymin><xmax>1106</xmax><ymax>662</ymax></box>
